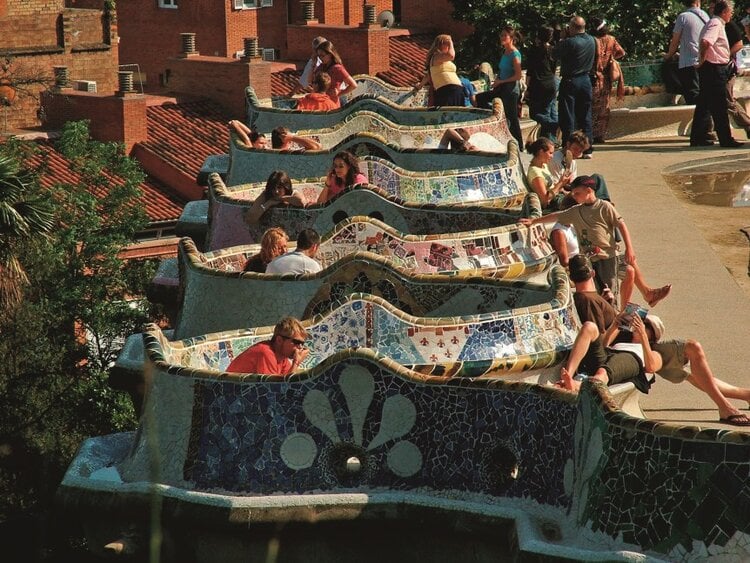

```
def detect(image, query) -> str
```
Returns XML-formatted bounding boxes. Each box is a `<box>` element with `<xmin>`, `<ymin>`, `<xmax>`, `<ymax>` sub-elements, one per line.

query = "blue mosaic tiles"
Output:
<box><xmin>185</xmin><ymin>359</ymin><xmax>577</xmax><ymax>508</ymax></box>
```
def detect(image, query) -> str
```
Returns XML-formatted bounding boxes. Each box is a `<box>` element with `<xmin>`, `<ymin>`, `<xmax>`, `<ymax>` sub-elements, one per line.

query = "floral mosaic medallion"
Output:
<box><xmin>279</xmin><ymin>366</ymin><xmax>422</xmax><ymax>485</ymax></box>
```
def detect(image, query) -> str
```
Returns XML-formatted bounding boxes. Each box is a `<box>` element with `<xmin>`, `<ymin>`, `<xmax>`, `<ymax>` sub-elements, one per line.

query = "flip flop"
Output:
<box><xmin>719</xmin><ymin>413</ymin><xmax>750</xmax><ymax>427</ymax></box>
<box><xmin>647</xmin><ymin>284</ymin><xmax>672</xmax><ymax>307</ymax></box>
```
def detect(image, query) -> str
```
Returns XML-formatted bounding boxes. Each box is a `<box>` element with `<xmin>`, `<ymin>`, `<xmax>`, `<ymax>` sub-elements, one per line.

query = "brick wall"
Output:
<box><xmin>117</xmin><ymin>0</ymin><xmax>227</xmax><ymax>86</ymax></box>
<box><xmin>0</xmin><ymin>1</ymin><xmax>117</xmax><ymax>131</ymax></box>
<box><xmin>5</xmin><ymin>0</ymin><xmax>63</xmax><ymax>17</ymax></box>
<box><xmin>41</xmin><ymin>89</ymin><xmax>148</xmax><ymax>153</ymax></box>
<box><xmin>224</xmin><ymin>0</ymin><xmax>287</xmax><ymax>61</ymax></box>
<box><xmin>401</xmin><ymin>0</ymin><xmax>472</xmax><ymax>39</ymax></box>
<box><xmin>166</xmin><ymin>55</ymin><xmax>271</xmax><ymax>118</ymax></box>
<box><xmin>286</xmin><ymin>25</ymin><xmax>390</xmax><ymax>76</ymax></box>
<box><xmin>0</xmin><ymin>13</ymin><xmax>60</xmax><ymax>48</ymax></box>
<box><xmin>117</xmin><ymin>0</ymin><xmax>284</xmax><ymax>88</ymax></box>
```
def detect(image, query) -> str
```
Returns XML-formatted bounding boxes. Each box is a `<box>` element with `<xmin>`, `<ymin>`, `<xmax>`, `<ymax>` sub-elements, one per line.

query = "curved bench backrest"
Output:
<box><xmin>173</xmin><ymin>236</ymin><xmax>559</xmax><ymax>339</ymax></box>
<box><xmin>289</xmin><ymin>109</ymin><xmax>511</xmax><ymax>152</ymax></box>
<box><xmin>227</xmin><ymin>132</ymin><xmax>514</xmax><ymax>185</ymax></box>
<box><xmin>207</xmin><ymin>173</ymin><xmax>540</xmax><ymax>250</ymax></box>
<box><xmin>247</xmin><ymin>87</ymin><xmax>497</xmax><ymax>132</ymax></box>
<box><xmin>150</xmin><ymin>268</ymin><xmax>578</xmax><ymax>375</ymax></box>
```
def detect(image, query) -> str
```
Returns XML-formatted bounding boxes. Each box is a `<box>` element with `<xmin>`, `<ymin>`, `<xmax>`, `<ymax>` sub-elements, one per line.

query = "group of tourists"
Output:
<box><xmin>222</xmin><ymin>24</ymin><xmax>750</xmax><ymax>425</ymax></box>
<box><xmin>415</xmin><ymin>16</ymin><xmax>626</xmax><ymax>156</ymax></box>
<box><xmin>666</xmin><ymin>0</ymin><xmax>748</xmax><ymax>148</ymax></box>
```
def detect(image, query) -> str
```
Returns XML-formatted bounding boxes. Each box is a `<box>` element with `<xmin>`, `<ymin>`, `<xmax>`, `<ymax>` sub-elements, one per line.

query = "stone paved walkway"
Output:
<box><xmin>573</xmin><ymin>138</ymin><xmax>750</xmax><ymax>428</ymax></box>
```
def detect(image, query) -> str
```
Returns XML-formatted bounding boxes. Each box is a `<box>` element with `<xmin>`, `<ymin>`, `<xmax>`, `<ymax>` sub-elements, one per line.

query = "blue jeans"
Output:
<box><xmin>558</xmin><ymin>74</ymin><xmax>593</xmax><ymax>151</ymax></box>
<box><xmin>528</xmin><ymin>77</ymin><xmax>559</xmax><ymax>141</ymax></box>
<box><xmin>476</xmin><ymin>83</ymin><xmax>524</xmax><ymax>147</ymax></box>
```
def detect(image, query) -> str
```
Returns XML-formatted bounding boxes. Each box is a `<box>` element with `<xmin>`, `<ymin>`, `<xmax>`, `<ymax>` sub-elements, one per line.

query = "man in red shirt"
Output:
<box><xmin>227</xmin><ymin>317</ymin><xmax>309</xmax><ymax>375</ymax></box>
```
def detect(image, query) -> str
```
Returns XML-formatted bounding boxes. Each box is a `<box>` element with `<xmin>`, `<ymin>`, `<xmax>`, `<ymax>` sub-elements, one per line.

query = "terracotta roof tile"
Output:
<box><xmin>24</xmin><ymin>140</ymin><xmax>185</xmax><ymax>224</ymax></box>
<box><xmin>377</xmin><ymin>34</ymin><xmax>432</xmax><ymax>87</ymax></box>
<box><xmin>140</xmin><ymin>100</ymin><xmax>231</xmax><ymax>181</ymax></box>
<box><xmin>271</xmin><ymin>70</ymin><xmax>302</xmax><ymax>97</ymax></box>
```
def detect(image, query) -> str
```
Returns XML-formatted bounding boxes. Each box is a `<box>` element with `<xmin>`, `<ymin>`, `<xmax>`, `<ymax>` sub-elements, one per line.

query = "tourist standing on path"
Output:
<box><xmin>664</xmin><ymin>0</ymin><xmax>710</xmax><ymax>107</ymax></box>
<box><xmin>714</xmin><ymin>0</ymin><xmax>750</xmax><ymax>139</ymax></box>
<box><xmin>589</xmin><ymin>17</ymin><xmax>626</xmax><ymax>144</ymax></box>
<box><xmin>690</xmin><ymin>0</ymin><xmax>744</xmax><ymax>148</ymax></box>
<box><xmin>313</xmin><ymin>41</ymin><xmax>358</xmax><ymax>108</ymax></box>
<box><xmin>413</xmin><ymin>34</ymin><xmax>465</xmax><ymax>107</ymax></box>
<box><xmin>476</xmin><ymin>26</ymin><xmax>524</xmax><ymax>146</ymax></box>
<box><xmin>525</xmin><ymin>26</ymin><xmax>559</xmax><ymax>143</ymax></box>
<box><xmin>553</xmin><ymin>16</ymin><xmax>597</xmax><ymax>157</ymax></box>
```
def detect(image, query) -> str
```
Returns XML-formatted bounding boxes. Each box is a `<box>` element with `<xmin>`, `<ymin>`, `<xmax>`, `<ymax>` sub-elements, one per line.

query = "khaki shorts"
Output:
<box><xmin>653</xmin><ymin>339</ymin><xmax>690</xmax><ymax>383</ymax></box>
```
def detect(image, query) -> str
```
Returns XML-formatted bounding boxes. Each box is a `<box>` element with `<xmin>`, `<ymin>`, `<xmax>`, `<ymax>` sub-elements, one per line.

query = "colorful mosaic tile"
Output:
<box><xmin>276</xmin><ymin>109</ymin><xmax>511</xmax><ymax>152</ymax></box>
<box><xmin>209</xmin><ymin>164</ymin><xmax>537</xmax><ymax>251</ymax></box>
<box><xmin>173</xmin><ymin>233</ymin><xmax>559</xmax><ymax>339</ymax></box>
<box><xmin>182</xmin><ymin>360</ymin><xmax>576</xmax><ymax>505</ymax></box>
<box><xmin>153</xmin><ymin>278</ymin><xmax>578</xmax><ymax>375</ymax></box>
<box><xmin>246</xmin><ymin>85</ymin><xmax>502</xmax><ymax>133</ymax></box>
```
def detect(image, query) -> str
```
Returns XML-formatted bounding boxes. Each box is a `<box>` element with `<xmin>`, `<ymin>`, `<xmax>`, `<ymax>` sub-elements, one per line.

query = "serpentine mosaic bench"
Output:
<box><xmin>62</xmin><ymin>367</ymin><xmax>750</xmax><ymax>562</ymax></box>
<box><xmin>226</xmin><ymin>131</ymin><xmax>516</xmax><ymax>186</ymax></box>
<box><xmin>153</xmin><ymin>217</ymin><xmax>554</xmax><ymax>332</ymax></box>
<box><xmin>266</xmin><ymin>74</ymin><xmax>430</xmax><ymax>110</ymax></box>
<box><xmin>169</xmin><ymin>221</ymin><xmax>556</xmax><ymax>338</ymax></box>
<box><xmin>206</xmin><ymin>158</ymin><xmax>537</xmax><ymax>251</ymax></box>
<box><xmin>246</xmin><ymin>86</ymin><xmax>502</xmax><ymax>132</ymax></box>
<box><xmin>260</xmin><ymin>108</ymin><xmax>511</xmax><ymax>153</ymax></box>
<box><xmin>207</xmin><ymin>183</ymin><xmax>539</xmax><ymax>251</ymax></box>
<box><xmin>114</xmin><ymin>259</ymin><xmax>569</xmax><ymax>405</ymax></box>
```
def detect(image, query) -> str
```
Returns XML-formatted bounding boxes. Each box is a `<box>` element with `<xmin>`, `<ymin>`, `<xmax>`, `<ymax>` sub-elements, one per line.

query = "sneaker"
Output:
<box><xmin>582</xmin><ymin>153</ymin><xmax>593</xmax><ymax>159</ymax></box>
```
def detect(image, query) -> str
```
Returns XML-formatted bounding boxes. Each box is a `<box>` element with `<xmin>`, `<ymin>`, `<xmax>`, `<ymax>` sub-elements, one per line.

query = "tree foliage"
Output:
<box><xmin>0</xmin><ymin>122</ymin><xmax>157</xmax><ymax>553</ymax></box>
<box><xmin>449</xmin><ymin>0</ymin><xmax>682</xmax><ymax>68</ymax></box>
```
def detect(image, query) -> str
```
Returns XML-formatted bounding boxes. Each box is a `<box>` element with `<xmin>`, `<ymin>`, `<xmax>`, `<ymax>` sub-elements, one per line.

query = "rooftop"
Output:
<box><xmin>26</xmin><ymin>139</ymin><xmax>185</xmax><ymax>224</ymax></box>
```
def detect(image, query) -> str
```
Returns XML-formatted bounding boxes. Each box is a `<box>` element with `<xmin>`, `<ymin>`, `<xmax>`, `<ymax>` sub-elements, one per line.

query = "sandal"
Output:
<box><xmin>719</xmin><ymin>413</ymin><xmax>750</xmax><ymax>427</ymax></box>
<box><xmin>647</xmin><ymin>284</ymin><xmax>672</xmax><ymax>307</ymax></box>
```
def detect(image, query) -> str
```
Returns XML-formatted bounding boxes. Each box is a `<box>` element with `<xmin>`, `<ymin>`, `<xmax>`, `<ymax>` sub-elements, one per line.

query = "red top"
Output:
<box><xmin>319</xmin><ymin>63</ymin><xmax>352</xmax><ymax>107</ymax></box>
<box><xmin>226</xmin><ymin>340</ymin><xmax>291</xmax><ymax>375</ymax></box>
<box><xmin>325</xmin><ymin>172</ymin><xmax>368</xmax><ymax>199</ymax></box>
<box><xmin>297</xmin><ymin>92</ymin><xmax>339</xmax><ymax>111</ymax></box>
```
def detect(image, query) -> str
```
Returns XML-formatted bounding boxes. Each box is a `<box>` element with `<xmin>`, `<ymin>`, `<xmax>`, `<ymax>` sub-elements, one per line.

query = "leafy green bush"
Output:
<box><xmin>450</xmin><ymin>0</ymin><xmax>682</xmax><ymax>68</ymax></box>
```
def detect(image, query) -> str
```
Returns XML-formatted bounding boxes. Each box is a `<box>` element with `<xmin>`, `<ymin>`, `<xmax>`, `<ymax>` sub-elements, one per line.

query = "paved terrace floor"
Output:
<box><xmin>573</xmin><ymin>138</ymin><xmax>750</xmax><ymax>429</ymax></box>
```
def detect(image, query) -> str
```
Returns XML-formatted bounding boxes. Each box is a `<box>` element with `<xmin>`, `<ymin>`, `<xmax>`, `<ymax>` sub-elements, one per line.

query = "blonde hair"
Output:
<box><xmin>273</xmin><ymin>317</ymin><xmax>308</xmax><ymax>341</ymax></box>
<box><xmin>425</xmin><ymin>34</ymin><xmax>452</xmax><ymax>71</ymax></box>
<box><xmin>259</xmin><ymin>227</ymin><xmax>288</xmax><ymax>264</ymax></box>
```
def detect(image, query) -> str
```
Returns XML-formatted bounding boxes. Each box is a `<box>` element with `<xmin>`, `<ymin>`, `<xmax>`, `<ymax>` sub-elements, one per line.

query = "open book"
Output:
<box><xmin>619</xmin><ymin>302</ymin><xmax>648</xmax><ymax>330</ymax></box>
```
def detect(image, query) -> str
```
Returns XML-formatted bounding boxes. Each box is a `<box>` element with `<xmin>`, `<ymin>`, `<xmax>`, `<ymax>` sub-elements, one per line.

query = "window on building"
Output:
<box><xmin>158</xmin><ymin>0</ymin><xmax>177</xmax><ymax>8</ymax></box>
<box><xmin>233</xmin><ymin>0</ymin><xmax>273</xmax><ymax>9</ymax></box>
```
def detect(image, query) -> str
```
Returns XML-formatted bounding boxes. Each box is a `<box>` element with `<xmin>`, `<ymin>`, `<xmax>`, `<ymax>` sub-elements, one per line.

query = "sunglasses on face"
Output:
<box><xmin>280</xmin><ymin>334</ymin><xmax>306</xmax><ymax>346</ymax></box>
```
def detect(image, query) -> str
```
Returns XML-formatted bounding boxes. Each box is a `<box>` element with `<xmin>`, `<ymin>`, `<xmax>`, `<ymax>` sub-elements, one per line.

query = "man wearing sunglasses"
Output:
<box><xmin>227</xmin><ymin>317</ymin><xmax>309</xmax><ymax>375</ymax></box>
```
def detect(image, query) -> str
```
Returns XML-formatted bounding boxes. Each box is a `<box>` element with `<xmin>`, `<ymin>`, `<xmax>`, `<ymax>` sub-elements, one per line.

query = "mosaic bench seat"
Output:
<box><xmin>226</xmin><ymin>131</ymin><xmax>518</xmax><ymax>186</ymax></box>
<box><xmin>64</xmin><ymin>361</ymin><xmax>747</xmax><ymax>563</ymax></box>
<box><xmin>246</xmin><ymin>86</ymin><xmax>502</xmax><ymax>133</ymax></box>
<box><xmin>266</xmin><ymin>75</ymin><xmax>429</xmax><ymax>111</ymax></box>
<box><xmin>145</xmin><ymin>278</ymin><xmax>581</xmax><ymax>377</ymax></box>
<box><xmin>273</xmin><ymin>107</ymin><xmax>511</xmax><ymax>153</ymax></box>
<box><xmin>115</xmin><ymin>246</ymin><xmax>564</xmax><ymax>401</ymax></box>
<box><xmin>170</xmin><ymin>227</ymin><xmax>557</xmax><ymax>339</ymax></box>
<box><xmin>206</xmin><ymin>173</ymin><xmax>539</xmax><ymax>251</ymax></box>
<box><xmin>185</xmin><ymin>154</ymin><xmax>535</xmax><ymax>249</ymax></box>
